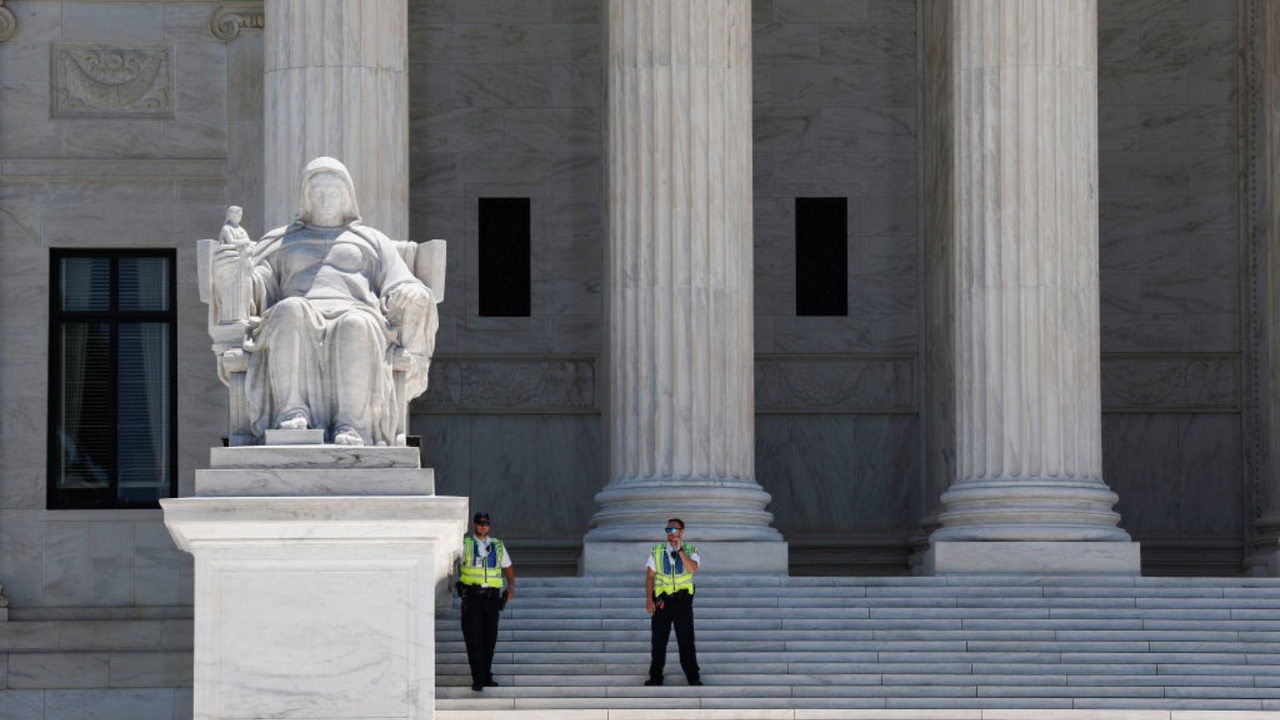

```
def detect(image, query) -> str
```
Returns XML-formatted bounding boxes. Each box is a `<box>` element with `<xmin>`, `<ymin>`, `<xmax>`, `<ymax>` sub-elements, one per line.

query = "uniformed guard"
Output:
<box><xmin>457</xmin><ymin>511</ymin><xmax>514</xmax><ymax>692</ymax></box>
<box><xmin>644</xmin><ymin>518</ymin><xmax>702</xmax><ymax>686</ymax></box>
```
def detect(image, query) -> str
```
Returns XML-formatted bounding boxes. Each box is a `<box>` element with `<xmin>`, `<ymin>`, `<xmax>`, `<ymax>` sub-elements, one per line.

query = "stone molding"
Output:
<box><xmin>51</xmin><ymin>43</ymin><xmax>175</xmax><ymax>118</ymax></box>
<box><xmin>1101</xmin><ymin>355</ymin><xmax>1240</xmax><ymax>411</ymax></box>
<box><xmin>0</xmin><ymin>1</ymin><xmax>16</xmax><ymax>43</ymax></box>
<box><xmin>755</xmin><ymin>356</ymin><xmax>915</xmax><ymax>413</ymax></box>
<box><xmin>0</xmin><ymin>158</ymin><xmax>226</xmax><ymax>180</ymax></box>
<box><xmin>211</xmin><ymin>2</ymin><xmax>264</xmax><ymax>43</ymax></box>
<box><xmin>410</xmin><ymin>356</ymin><xmax>926</xmax><ymax>415</ymax></box>
<box><xmin>411</xmin><ymin>357</ymin><xmax>596</xmax><ymax>413</ymax></box>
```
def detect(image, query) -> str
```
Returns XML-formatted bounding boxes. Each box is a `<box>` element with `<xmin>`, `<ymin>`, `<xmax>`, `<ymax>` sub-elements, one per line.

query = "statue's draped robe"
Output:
<box><xmin>242</xmin><ymin>222</ymin><xmax>436</xmax><ymax>445</ymax></box>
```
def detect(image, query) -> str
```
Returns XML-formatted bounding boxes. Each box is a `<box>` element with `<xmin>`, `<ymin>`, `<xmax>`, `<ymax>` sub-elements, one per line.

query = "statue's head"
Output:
<box><xmin>225</xmin><ymin>205</ymin><xmax>243</xmax><ymax>225</ymax></box>
<box><xmin>297</xmin><ymin>157</ymin><xmax>361</xmax><ymax>228</ymax></box>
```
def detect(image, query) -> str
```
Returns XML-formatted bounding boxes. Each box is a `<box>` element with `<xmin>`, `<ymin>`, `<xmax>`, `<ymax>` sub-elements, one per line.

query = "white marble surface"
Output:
<box><xmin>163</xmin><ymin>493</ymin><xmax>467</xmax><ymax>720</ymax></box>
<box><xmin>264</xmin><ymin>0</ymin><xmax>409</xmax><ymax>239</ymax></box>
<box><xmin>209</xmin><ymin>445</ymin><xmax>422</xmax><ymax>470</ymax></box>
<box><xmin>194</xmin><ymin>467</ymin><xmax>434</xmax><ymax>496</ymax></box>
<box><xmin>928</xmin><ymin>0</ymin><xmax>1132</xmax><ymax>554</ymax></box>
<box><xmin>926</xmin><ymin>541</ymin><xmax>1141</xmax><ymax>575</ymax></box>
<box><xmin>586</xmin><ymin>0</ymin><xmax>781</xmax><ymax>547</ymax></box>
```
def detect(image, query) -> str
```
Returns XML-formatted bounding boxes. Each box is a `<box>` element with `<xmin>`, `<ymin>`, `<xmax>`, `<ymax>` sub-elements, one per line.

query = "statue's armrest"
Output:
<box><xmin>395</xmin><ymin>239</ymin><xmax>447</xmax><ymax>304</ymax></box>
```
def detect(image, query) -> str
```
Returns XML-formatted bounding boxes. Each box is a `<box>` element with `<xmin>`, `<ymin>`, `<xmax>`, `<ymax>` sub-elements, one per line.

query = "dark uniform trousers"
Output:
<box><xmin>461</xmin><ymin>592</ymin><xmax>503</xmax><ymax>684</ymax></box>
<box><xmin>649</xmin><ymin>590</ymin><xmax>700</xmax><ymax>682</ymax></box>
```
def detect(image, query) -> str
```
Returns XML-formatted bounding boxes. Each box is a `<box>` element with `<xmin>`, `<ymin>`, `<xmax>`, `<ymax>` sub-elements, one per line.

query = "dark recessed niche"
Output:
<box><xmin>478</xmin><ymin>197</ymin><xmax>532</xmax><ymax>318</ymax></box>
<box><xmin>795</xmin><ymin>197</ymin><xmax>849</xmax><ymax>317</ymax></box>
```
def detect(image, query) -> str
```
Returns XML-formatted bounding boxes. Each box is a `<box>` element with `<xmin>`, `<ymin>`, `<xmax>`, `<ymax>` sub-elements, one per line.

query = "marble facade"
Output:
<box><xmin>0</xmin><ymin>0</ymin><xmax>1273</xmax><ymax>712</ymax></box>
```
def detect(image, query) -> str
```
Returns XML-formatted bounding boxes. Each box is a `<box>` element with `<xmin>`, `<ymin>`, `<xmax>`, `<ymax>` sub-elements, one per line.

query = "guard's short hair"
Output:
<box><xmin>667</xmin><ymin>518</ymin><xmax>685</xmax><ymax>529</ymax></box>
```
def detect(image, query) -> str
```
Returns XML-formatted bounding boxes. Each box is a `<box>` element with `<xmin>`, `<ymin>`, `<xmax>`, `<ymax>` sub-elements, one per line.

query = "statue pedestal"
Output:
<box><xmin>163</xmin><ymin>447</ymin><xmax>467</xmax><ymax>720</ymax></box>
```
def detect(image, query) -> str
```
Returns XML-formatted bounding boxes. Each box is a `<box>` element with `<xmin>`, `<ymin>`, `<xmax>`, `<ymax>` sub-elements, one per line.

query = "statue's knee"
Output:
<box><xmin>334</xmin><ymin>311</ymin><xmax>380</xmax><ymax>339</ymax></box>
<box><xmin>271</xmin><ymin>296</ymin><xmax>311</xmax><ymax>321</ymax></box>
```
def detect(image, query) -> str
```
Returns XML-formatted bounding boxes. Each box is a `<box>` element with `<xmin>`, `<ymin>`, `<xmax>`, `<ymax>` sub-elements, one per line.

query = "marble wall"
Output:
<box><xmin>0</xmin><ymin>1</ymin><xmax>231</xmax><ymax>608</ymax></box>
<box><xmin>751</xmin><ymin>0</ymin><xmax>924</xmax><ymax>570</ymax></box>
<box><xmin>1096</xmin><ymin>0</ymin><xmax>1246</xmax><ymax>572</ymax></box>
<box><xmin>405</xmin><ymin>0</ymin><xmax>606</xmax><ymax>570</ymax></box>
<box><xmin>0</xmin><ymin>2</ymin><xmax>230</xmax><ymax>716</ymax></box>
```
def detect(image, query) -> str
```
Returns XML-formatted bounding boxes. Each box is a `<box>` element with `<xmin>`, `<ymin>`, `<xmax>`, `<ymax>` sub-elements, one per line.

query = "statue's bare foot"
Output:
<box><xmin>334</xmin><ymin>427</ymin><xmax>364</xmax><ymax>446</ymax></box>
<box><xmin>279</xmin><ymin>413</ymin><xmax>309</xmax><ymax>430</ymax></box>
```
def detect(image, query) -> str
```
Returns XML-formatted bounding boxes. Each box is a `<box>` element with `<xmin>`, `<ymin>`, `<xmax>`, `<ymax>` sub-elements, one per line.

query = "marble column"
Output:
<box><xmin>582</xmin><ymin>0</ymin><xmax>785</xmax><ymax>572</ymax></box>
<box><xmin>924</xmin><ymin>0</ymin><xmax>1138</xmax><ymax>574</ymax></box>
<box><xmin>263</xmin><ymin>0</ymin><xmax>408</xmax><ymax>239</ymax></box>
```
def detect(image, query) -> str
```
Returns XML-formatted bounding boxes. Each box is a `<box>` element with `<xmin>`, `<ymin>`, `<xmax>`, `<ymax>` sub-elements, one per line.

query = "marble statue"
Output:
<box><xmin>213</xmin><ymin>206</ymin><xmax>253</xmax><ymax>325</ymax></box>
<box><xmin>218</xmin><ymin>205</ymin><xmax>251</xmax><ymax>247</ymax></box>
<box><xmin>204</xmin><ymin>157</ymin><xmax>444</xmax><ymax>447</ymax></box>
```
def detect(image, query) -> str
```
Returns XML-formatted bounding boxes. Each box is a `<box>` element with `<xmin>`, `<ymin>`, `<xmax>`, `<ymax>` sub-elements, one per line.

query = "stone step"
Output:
<box><xmin>437</xmin><ymin>625</ymin><xmax>1255</xmax><ymax>642</ymax></box>
<box><xmin>435</xmin><ymin>711</ymin><xmax>1280</xmax><ymax>720</ymax></box>
<box><xmin>438</xmin><ymin>649</ymin><xmax>1280</xmax><ymax>666</ymax></box>
<box><xmin>438</xmin><ymin>576</ymin><xmax>1280</xmax><ymax>713</ymax></box>
<box><xmin>436</xmin><ymin>671</ymin><xmax>1267</xmax><ymax>688</ymax></box>
<box><xmin>485</xmin><ymin>607</ymin><xmax>1280</xmax><ymax>622</ymax></box>
<box><xmin>436</xmin><ymin>683</ymin><xmax>1278</xmax><ymax>700</ymax></box>
<box><xmin>437</xmin><ymin>661</ymin><xmax>1280</xmax><ymax>676</ymax></box>
<box><xmin>505</xmin><ymin>574</ymin><xmax>1280</xmax><ymax>588</ymax></box>
<box><xmin>461</xmin><ymin>595</ymin><xmax>1280</xmax><ymax>610</ymax></box>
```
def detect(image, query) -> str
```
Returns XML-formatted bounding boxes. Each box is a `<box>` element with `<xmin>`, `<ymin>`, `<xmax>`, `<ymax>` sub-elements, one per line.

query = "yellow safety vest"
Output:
<box><xmin>651</xmin><ymin>543</ymin><xmax>696</xmax><ymax>596</ymax></box>
<box><xmin>460</xmin><ymin>536</ymin><xmax>506</xmax><ymax>588</ymax></box>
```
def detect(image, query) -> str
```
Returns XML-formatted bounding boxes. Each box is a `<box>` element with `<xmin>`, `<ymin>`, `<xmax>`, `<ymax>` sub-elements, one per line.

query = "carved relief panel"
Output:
<box><xmin>51</xmin><ymin>43</ymin><xmax>175</xmax><ymax>118</ymax></box>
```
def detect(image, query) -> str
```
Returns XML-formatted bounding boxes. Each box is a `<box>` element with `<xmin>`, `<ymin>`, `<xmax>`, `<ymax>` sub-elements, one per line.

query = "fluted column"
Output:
<box><xmin>925</xmin><ymin>0</ymin><xmax>1137</xmax><ymax>573</ymax></box>
<box><xmin>263</xmin><ymin>0</ymin><xmax>408</xmax><ymax>239</ymax></box>
<box><xmin>583</xmin><ymin>0</ymin><xmax>784</xmax><ymax>570</ymax></box>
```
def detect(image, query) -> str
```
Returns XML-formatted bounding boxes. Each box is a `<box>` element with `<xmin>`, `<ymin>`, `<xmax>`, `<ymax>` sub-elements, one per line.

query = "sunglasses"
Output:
<box><xmin>664</xmin><ymin>527</ymin><xmax>681</xmax><ymax>533</ymax></box>
<box><xmin>475</xmin><ymin>521</ymin><xmax>490</xmax><ymax>526</ymax></box>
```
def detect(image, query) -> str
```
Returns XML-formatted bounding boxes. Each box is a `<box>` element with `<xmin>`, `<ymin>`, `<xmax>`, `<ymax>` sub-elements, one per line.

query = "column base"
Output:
<box><xmin>581</xmin><ymin>541</ymin><xmax>789</xmax><ymax>574</ymax></box>
<box><xmin>924</xmin><ymin>541</ymin><xmax>1141</xmax><ymax>575</ymax></box>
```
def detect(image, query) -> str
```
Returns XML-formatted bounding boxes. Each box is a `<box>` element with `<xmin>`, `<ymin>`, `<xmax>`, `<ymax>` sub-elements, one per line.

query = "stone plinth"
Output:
<box><xmin>163</xmin><ymin>446</ymin><xmax>467</xmax><ymax>720</ymax></box>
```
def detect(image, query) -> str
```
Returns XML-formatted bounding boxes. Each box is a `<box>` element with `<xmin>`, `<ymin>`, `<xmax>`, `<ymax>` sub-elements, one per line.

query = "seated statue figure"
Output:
<box><xmin>209</xmin><ymin>157</ymin><xmax>440</xmax><ymax>446</ymax></box>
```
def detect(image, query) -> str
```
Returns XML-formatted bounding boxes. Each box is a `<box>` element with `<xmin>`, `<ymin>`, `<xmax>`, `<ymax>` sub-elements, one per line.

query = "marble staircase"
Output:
<box><xmin>435</xmin><ymin>574</ymin><xmax>1280</xmax><ymax>719</ymax></box>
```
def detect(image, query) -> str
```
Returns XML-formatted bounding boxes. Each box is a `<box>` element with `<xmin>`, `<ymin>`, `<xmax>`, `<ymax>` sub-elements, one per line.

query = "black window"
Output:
<box><xmin>49</xmin><ymin>250</ymin><xmax>177</xmax><ymax>509</ymax></box>
<box><xmin>795</xmin><ymin>197</ymin><xmax>849</xmax><ymax>317</ymax></box>
<box><xmin>478</xmin><ymin>197</ymin><xmax>532</xmax><ymax>317</ymax></box>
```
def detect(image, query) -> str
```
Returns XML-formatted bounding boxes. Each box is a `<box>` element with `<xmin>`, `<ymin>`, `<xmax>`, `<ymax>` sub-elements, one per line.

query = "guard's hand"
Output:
<box><xmin>646</xmin><ymin>597</ymin><xmax>656</xmax><ymax>615</ymax></box>
<box><xmin>505</xmin><ymin>587</ymin><xmax>514</xmax><ymax>603</ymax></box>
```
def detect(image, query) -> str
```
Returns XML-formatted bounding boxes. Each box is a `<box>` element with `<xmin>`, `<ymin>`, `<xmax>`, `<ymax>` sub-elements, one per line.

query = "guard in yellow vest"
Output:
<box><xmin>644</xmin><ymin>518</ymin><xmax>702</xmax><ymax>686</ymax></box>
<box><xmin>456</xmin><ymin>511</ymin><xmax>514</xmax><ymax>692</ymax></box>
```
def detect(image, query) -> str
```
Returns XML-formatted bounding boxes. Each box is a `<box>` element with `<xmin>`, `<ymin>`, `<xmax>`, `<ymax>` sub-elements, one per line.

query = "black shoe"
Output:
<box><xmin>644</xmin><ymin>678</ymin><xmax>663</xmax><ymax>686</ymax></box>
<box><xmin>471</xmin><ymin>682</ymin><xmax>483</xmax><ymax>691</ymax></box>
<box><xmin>688</xmin><ymin>678</ymin><xmax>703</xmax><ymax>686</ymax></box>
<box><xmin>484</xmin><ymin>678</ymin><xmax>499</xmax><ymax>687</ymax></box>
